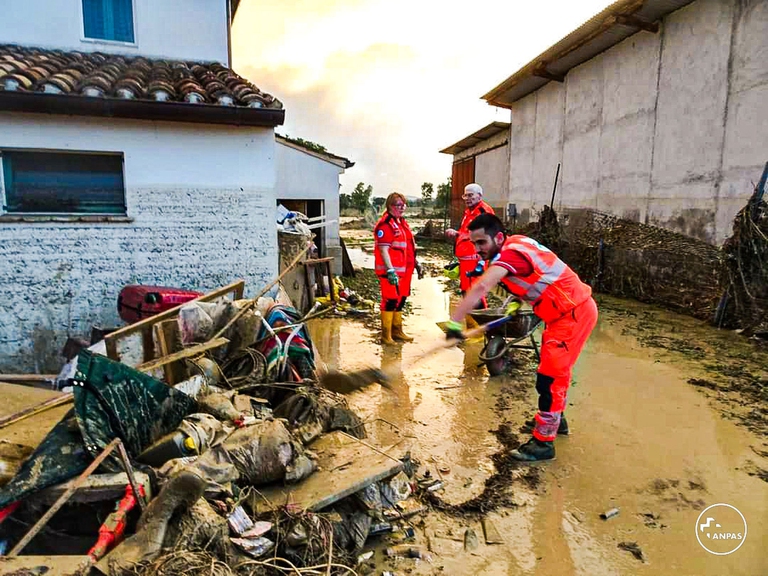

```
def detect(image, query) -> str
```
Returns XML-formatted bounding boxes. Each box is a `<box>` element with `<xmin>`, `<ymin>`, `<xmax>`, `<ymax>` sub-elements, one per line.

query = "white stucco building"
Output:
<box><xmin>471</xmin><ymin>0</ymin><xmax>768</xmax><ymax>245</ymax></box>
<box><xmin>0</xmin><ymin>0</ymin><xmax>285</xmax><ymax>371</ymax></box>
<box><xmin>275</xmin><ymin>135</ymin><xmax>353</xmax><ymax>277</ymax></box>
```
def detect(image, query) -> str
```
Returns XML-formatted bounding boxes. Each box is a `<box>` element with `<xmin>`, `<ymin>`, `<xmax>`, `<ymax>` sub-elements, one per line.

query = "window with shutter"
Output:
<box><xmin>1</xmin><ymin>151</ymin><xmax>127</xmax><ymax>216</ymax></box>
<box><xmin>82</xmin><ymin>0</ymin><xmax>135</xmax><ymax>43</ymax></box>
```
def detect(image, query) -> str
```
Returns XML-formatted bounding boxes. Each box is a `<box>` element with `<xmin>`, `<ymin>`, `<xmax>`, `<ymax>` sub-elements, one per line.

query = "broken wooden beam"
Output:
<box><xmin>0</xmin><ymin>374</ymin><xmax>57</xmax><ymax>387</ymax></box>
<box><xmin>33</xmin><ymin>471</ymin><xmax>152</xmax><ymax>505</ymax></box>
<box><xmin>0</xmin><ymin>393</ymin><xmax>74</xmax><ymax>430</ymax></box>
<box><xmin>135</xmin><ymin>337</ymin><xmax>229</xmax><ymax>373</ymax></box>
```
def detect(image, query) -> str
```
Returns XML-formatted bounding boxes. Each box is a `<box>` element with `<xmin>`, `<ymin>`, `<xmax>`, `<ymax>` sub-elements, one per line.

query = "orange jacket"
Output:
<box><xmin>455</xmin><ymin>200</ymin><xmax>495</xmax><ymax>260</ymax></box>
<box><xmin>493</xmin><ymin>235</ymin><xmax>592</xmax><ymax>323</ymax></box>
<box><xmin>374</xmin><ymin>213</ymin><xmax>415</xmax><ymax>276</ymax></box>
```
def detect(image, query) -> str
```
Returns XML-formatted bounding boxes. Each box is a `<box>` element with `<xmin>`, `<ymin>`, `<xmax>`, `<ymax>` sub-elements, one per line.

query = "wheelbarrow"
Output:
<box><xmin>468</xmin><ymin>308</ymin><xmax>542</xmax><ymax>376</ymax></box>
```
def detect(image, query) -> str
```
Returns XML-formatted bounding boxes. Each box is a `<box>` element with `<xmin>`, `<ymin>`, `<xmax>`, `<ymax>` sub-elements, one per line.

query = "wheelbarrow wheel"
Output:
<box><xmin>483</xmin><ymin>335</ymin><xmax>509</xmax><ymax>377</ymax></box>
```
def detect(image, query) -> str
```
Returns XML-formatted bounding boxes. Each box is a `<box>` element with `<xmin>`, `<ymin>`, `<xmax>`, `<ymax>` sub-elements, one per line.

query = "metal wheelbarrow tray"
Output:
<box><xmin>468</xmin><ymin>308</ymin><xmax>542</xmax><ymax>376</ymax></box>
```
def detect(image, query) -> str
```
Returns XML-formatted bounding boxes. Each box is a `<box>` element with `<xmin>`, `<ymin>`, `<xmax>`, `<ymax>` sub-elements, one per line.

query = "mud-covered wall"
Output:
<box><xmin>506</xmin><ymin>0</ymin><xmax>768</xmax><ymax>245</ymax></box>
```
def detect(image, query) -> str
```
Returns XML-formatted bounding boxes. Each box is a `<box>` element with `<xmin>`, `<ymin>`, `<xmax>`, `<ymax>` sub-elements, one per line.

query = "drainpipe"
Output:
<box><xmin>226</xmin><ymin>0</ymin><xmax>233</xmax><ymax>67</ymax></box>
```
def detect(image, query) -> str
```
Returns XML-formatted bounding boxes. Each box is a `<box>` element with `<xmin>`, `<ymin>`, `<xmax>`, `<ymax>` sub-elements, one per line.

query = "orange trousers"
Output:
<box><xmin>533</xmin><ymin>297</ymin><xmax>599</xmax><ymax>442</ymax></box>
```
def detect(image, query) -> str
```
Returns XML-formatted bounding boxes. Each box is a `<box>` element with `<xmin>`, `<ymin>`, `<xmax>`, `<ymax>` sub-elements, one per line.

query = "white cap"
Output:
<box><xmin>464</xmin><ymin>183</ymin><xmax>483</xmax><ymax>196</ymax></box>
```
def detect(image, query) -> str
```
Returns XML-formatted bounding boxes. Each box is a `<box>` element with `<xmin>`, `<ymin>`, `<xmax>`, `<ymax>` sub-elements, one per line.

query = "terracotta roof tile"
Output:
<box><xmin>0</xmin><ymin>44</ymin><xmax>283</xmax><ymax>111</ymax></box>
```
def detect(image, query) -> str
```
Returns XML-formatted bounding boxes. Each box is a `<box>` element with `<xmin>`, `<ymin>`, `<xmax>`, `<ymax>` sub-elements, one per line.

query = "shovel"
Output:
<box><xmin>319</xmin><ymin>314</ymin><xmax>517</xmax><ymax>394</ymax></box>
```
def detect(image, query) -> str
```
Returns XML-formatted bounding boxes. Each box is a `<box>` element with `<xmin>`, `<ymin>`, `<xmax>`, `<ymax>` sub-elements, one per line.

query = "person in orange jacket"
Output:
<box><xmin>445</xmin><ymin>183</ymin><xmax>495</xmax><ymax>325</ymax></box>
<box><xmin>444</xmin><ymin>213</ymin><xmax>598</xmax><ymax>462</ymax></box>
<box><xmin>374</xmin><ymin>192</ymin><xmax>423</xmax><ymax>344</ymax></box>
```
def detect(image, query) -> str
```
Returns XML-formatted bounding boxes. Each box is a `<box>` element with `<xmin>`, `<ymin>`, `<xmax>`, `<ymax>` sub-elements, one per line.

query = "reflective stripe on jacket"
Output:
<box><xmin>495</xmin><ymin>235</ymin><xmax>592</xmax><ymax>323</ymax></box>
<box><xmin>374</xmin><ymin>213</ymin><xmax>416</xmax><ymax>275</ymax></box>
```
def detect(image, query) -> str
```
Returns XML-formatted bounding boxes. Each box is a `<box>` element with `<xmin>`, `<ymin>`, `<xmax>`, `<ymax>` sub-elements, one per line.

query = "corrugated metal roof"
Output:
<box><xmin>440</xmin><ymin>121</ymin><xmax>511</xmax><ymax>155</ymax></box>
<box><xmin>483</xmin><ymin>0</ymin><xmax>696</xmax><ymax>107</ymax></box>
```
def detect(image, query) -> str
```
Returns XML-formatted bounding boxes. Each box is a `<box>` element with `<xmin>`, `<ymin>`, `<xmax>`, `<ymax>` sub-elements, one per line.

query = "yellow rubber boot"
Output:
<box><xmin>391</xmin><ymin>311</ymin><xmax>414</xmax><ymax>342</ymax></box>
<box><xmin>381</xmin><ymin>311</ymin><xmax>396</xmax><ymax>344</ymax></box>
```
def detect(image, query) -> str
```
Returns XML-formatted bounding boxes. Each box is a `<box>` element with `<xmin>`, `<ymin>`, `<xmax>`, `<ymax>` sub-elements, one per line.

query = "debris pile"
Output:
<box><xmin>719</xmin><ymin>177</ymin><xmax>768</xmax><ymax>336</ymax></box>
<box><xmin>0</xmin><ymin>283</ymin><xmax>417</xmax><ymax>575</ymax></box>
<box><xmin>521</xmin><ymin>208</ymin><xmax>723</xmax><ymax>321</ymax></box>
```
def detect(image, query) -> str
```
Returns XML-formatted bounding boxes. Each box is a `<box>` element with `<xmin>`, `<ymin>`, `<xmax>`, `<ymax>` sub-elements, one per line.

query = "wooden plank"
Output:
<box><xmin>33</xmin><ymin>471</ymin><xmax>152</xmax><ymax>505</ymax></box>
<box><xmin>153</xmin><ymin>319</ymin><xmax>185</xmax><ymax>385</ymax></box>
<box><xmin>104</xmin><ymin>280</ymin><xmax>245</xmax><ymax>359</ymax></box>
<box><xmin>482</xmin><ymin>516</ymin><xmax>505</xmax><ymax>544</ymax></box>
<box><xmin>0</xmin><ymin>374</ymin><xmax>57</xmax><ymax>384</ymax></box>
<box><xmin>249</xmin><ymin>431</ymin><xmax>402</xmax><ymax>515</ymax></box>
<box><xmin>135</xmin><ymin>337</ymin><xmax>229</xmax><ymax>373</ymax></box>
<box><xmin>0</xmin><ymin>394</ymin><xmax>74</xmax><ymax>430</ymax></box>
<box><xmin>0</xmin><ymin>384</ymin><xmax>73</xmax><ymax>449</ymax></box>
<box><xmin>0</xmin><ymin>556</ymin><xmax>91</xmax><ymax>576</ymax></box>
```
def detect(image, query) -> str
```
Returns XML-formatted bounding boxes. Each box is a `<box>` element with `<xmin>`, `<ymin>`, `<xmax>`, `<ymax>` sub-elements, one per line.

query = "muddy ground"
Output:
<box><xmin>309</xmin><ymin>230</ymin><xmax>768</xmax><ymax>575</ymax></box>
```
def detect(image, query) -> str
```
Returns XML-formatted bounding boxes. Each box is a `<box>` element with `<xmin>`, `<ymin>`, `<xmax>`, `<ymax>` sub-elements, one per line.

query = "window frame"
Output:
<box><xmin>0</xmin><ymin>148</ymin><xmax>129</xmax><ymax>219</ymax></box>
<box><xmin>79</xmin><ymin>0</ymin><xmax>139</xmax><ymax>48</ymax></box>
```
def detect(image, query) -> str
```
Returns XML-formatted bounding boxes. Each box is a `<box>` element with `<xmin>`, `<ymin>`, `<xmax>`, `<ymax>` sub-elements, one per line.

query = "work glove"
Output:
<box><xmin>386</xmin><ymin>268</ymin><xmax>399</xmax><ymax>286</ymax></box>
<box><xmin>505</xmin><ymin>300</ymin><xmax>522</xmax><ymax>316</ymax></box>
<box><xmin>415</xmin><ymin>261</ymin><xmax>424</xmax><ymax>280</ymax></box>
<box><xmin>444</xmin><ymin>319</ymin><xmax>465</xmax><ymax>341</ymax></box>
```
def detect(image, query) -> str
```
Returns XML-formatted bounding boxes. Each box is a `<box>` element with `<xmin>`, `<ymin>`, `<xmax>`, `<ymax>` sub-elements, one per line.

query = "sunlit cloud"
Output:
<box><xmin>233</xmin><ymin>0</ymin><xmax>612</xmax><ymax>196</ymax></box>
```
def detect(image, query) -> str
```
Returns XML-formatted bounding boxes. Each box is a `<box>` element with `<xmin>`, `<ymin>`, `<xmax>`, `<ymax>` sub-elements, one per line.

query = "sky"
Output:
<box><xmin>232</xmin><ymin>0</ymin><xmax>612</xmax><ymax>198</ymax></box>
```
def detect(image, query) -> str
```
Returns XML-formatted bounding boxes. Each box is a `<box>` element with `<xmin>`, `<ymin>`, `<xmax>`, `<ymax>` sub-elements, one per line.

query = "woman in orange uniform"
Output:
<box><xmin>373</xmin><ymin>192</ymin><xmax>423</xmax><ymax>344</ymax></box>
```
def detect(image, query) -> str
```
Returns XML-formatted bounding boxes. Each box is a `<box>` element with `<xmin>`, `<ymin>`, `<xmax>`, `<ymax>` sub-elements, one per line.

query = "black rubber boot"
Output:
<box><xmin>511</xmin><ymin>437</ymin><xmax>555</xmax><ymax>462</ymax></box>
<box><xmin>520</xmin><ymin>414</ymin><xmax>569</xmax><ymax>436</ymax></box>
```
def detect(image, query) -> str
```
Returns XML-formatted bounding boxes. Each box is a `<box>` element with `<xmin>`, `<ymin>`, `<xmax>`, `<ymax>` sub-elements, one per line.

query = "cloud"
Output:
<box><xmin>233</xmin><ymin>0</ymin><xmax>612</xmax><ymax>196</ymax></box>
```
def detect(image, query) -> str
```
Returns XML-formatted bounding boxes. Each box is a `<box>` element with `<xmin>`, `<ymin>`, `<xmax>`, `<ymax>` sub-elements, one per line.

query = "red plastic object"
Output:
<box><xmin>0</xmin><ymin>501</ymin><xmax>20</xmax><ymax>526</ymax></box>
<box><xmin>117</xmin><ymin>285</ymin><xmax>202</xmax><ymax>324</ymax></box>
<box><xmin>88</xmin><ymin>484</ymin><xmax>144</xmax><ymax>562</ymax></box>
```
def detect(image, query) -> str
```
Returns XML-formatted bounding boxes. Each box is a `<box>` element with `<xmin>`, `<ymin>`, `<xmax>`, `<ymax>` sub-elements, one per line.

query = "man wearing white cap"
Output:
<box><xmin>445</xmin><ymin>183</ymin><xmax>495</xmax><ymax>322</ymax></box>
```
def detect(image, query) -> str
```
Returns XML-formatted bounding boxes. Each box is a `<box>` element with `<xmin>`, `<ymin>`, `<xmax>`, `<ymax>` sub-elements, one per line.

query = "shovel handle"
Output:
<box><xmin>388</xmin><ymin>314</ymin><xmax>517</xmax><ymax>378</ymax></box>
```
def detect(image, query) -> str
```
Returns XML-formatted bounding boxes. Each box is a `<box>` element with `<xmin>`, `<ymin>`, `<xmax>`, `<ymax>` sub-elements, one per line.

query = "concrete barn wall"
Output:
<box><xmin>505</xmin><ymin>0</ymin><xmax>768</xmax><ymax>244</ymax></box>
<box><xmin>0</xmin><ymin>0</ymin><xmax>229</xmax><ymax>63</ymax></box>
<box><xmin>275</xmin><ymin>141</ymin><xmax>344</xmax><ymax>275</ymax></box>
<box><xmin>474</xmin><ymin>144</ymin><xmax>510</xmax><ymax>216</ymax></box>
<box><xmin>0</xmin><ymin>112</ymin><xmax>277</xmax><ymax>372</ymax></box>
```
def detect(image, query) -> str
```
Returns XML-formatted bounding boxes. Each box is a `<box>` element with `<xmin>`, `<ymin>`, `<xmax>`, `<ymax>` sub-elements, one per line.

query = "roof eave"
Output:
<box><xmin>0</xmin><ymin>91</ymin><xmax>285</xmax><ymax>127</ymax></box>
<box><xmin>482</xmin><ymin>0</ymin><xmax>696</xmax><ymax>108</ymax></box>
<box><xmin>276</xmin><ymin>135</ymin><xmax>354</xmax><ymax>168</ymax></box>
<box><xmin>439</xmin><ymin>121</ymin><xmax>510</xmax><ymax>155</ymax></box>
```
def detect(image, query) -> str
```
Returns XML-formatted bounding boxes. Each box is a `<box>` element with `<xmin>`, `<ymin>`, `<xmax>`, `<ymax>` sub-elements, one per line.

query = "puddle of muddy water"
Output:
<box><xmin>309</xmin><ymin>234</ymin><xmax>768</xmax><ymax>576</ymax></box>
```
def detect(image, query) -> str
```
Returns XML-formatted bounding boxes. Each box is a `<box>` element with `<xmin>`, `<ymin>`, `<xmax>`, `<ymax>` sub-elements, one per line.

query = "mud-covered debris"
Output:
<box><xmin>463</xmin><ymin>527</ymin><xmax>479</xmax><ymax>551</ymax></box>
<box><xmin>227</xmin><ymin>505</ymin><xmax>253</xmax><ymax>535</ymax></box>
<box><xmin>600</xmin><ymin>507</ymin><xmax>620</xmax><ymax>520</ymax></box>
<box><xmin>481</xmin><ymin>516</ymin><xmax>504</xmax><ymax>544</ymax></box>
<box><xmin>618</xmin><ymin>541</ymin><xmax>647</xmax><ymax>562</ymax></box>
<box><xmin>231</xmin><ymin>535</ymin><xmax>274</xmax><ymax>558</ymax></box>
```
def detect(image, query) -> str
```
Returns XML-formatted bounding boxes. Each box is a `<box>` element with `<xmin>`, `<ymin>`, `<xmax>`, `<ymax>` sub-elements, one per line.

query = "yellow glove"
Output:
<box><xmin>505</xmin><ymin>301</ymin><xmax>522</xmax><ymax>316</ymax></box>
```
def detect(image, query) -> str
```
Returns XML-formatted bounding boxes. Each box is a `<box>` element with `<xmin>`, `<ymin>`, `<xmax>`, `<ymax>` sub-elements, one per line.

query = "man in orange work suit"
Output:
<box><xmin>444</xmin><ymin>214</ymin><xmax>598</xmax><ymax>462</ymax></box>
<box><xmin>445</xmin><ymin>183</ymin><xmax>495</xmax><ymax>323</ymax></box>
